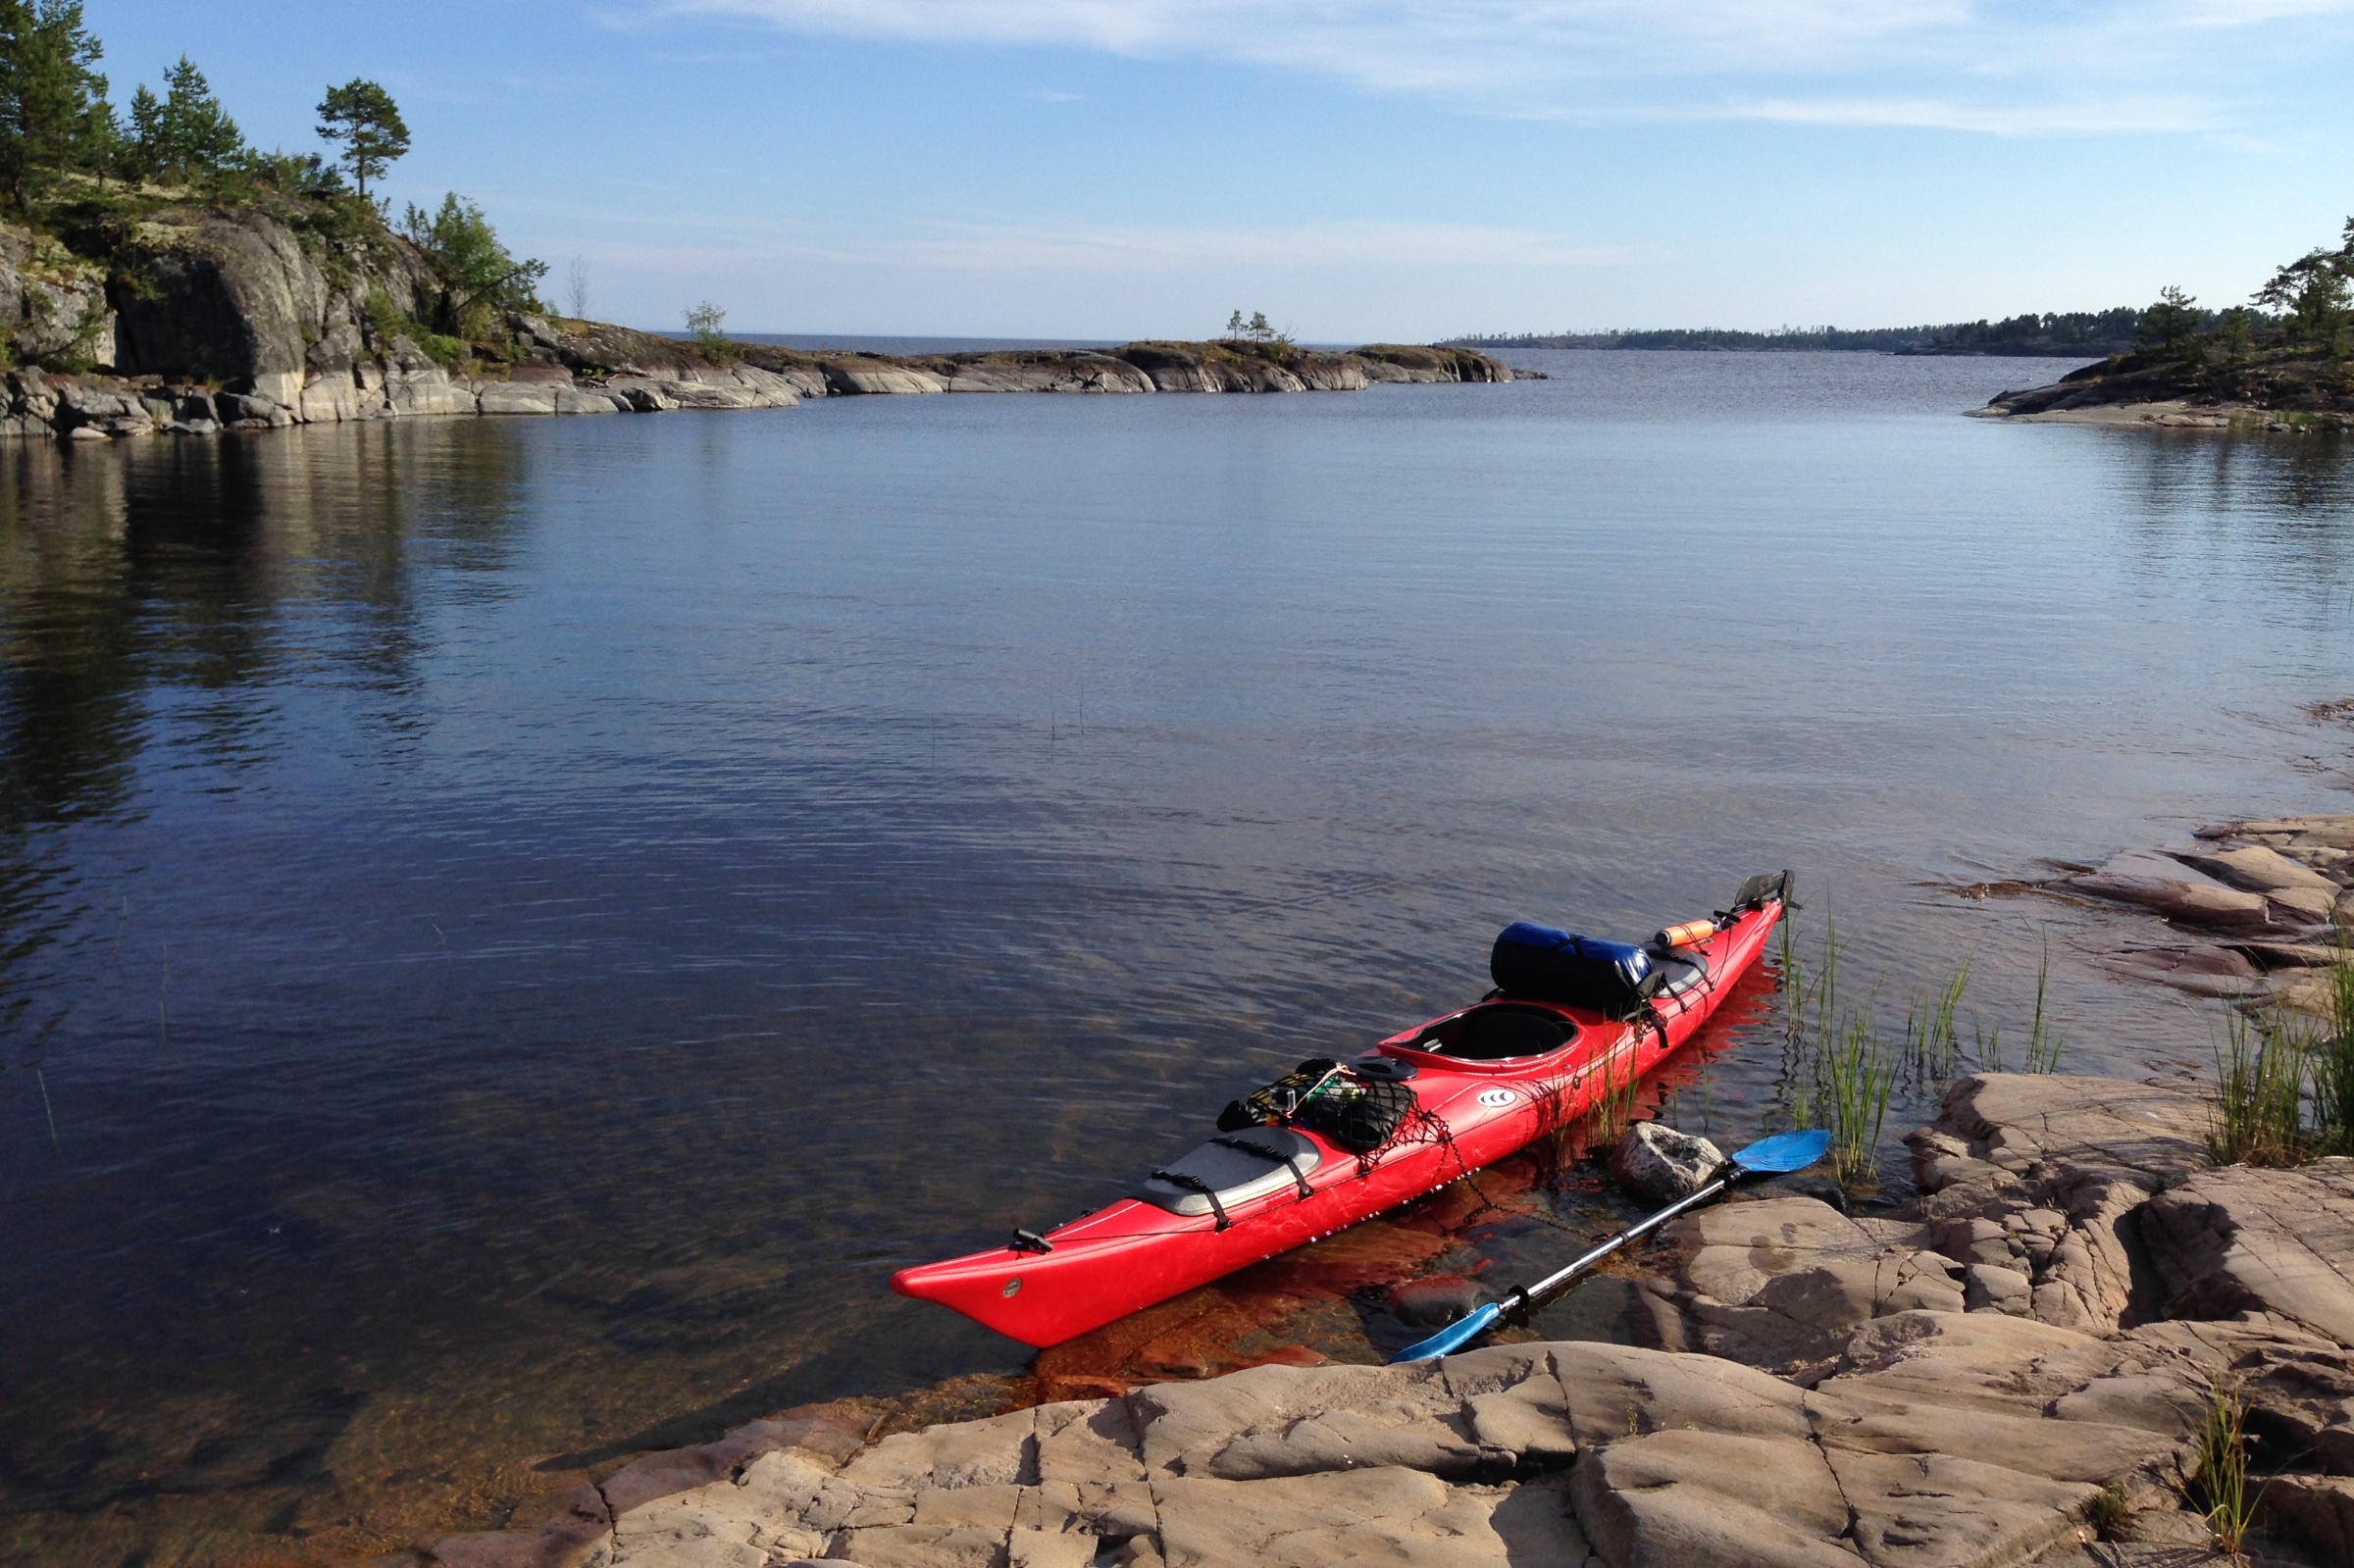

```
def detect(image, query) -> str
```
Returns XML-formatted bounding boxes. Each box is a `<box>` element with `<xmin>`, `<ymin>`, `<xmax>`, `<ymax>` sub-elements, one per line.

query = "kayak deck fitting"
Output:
<box><xmin>892</xmin><ymin>873</ymin><xmax>1792</xmax><ymax>1347</ymax></box>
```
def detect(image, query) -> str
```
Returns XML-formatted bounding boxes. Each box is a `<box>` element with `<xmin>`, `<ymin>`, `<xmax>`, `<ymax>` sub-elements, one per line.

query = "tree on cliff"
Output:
<box><xmin>126</xmin><ymin>55</ymin><xmax>242</xmax><ymax>185</ymax></box>
<box><xmin>403</xmin><ymin>192</ymin><xmax>548</xmax><ymax>339</ymax></box>
<box><xmin>316</xmin><ymin>78</ymin><xmax>407</xmax><ymax>200</ymax></box>
<box><xmin>2134</xmin><ymin>286</ymin><xmax>2202</xmax><ymax>358</ymax></box>
<box><xmin>2255</xmin><ymin>222</ymin><xmax>2353</xmax><ymax>355</ymax></box>
<box><xmin>0</xmin><ymin>0</ymin><xmax>114</xmax><ymax>209</ymax></box>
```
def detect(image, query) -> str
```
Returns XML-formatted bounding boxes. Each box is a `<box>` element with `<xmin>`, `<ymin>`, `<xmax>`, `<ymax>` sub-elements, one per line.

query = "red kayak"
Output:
<box><xmin>893</xmin><ymin>874</ymin><xmax>1790</xmax><ymax>1347</ymax></box>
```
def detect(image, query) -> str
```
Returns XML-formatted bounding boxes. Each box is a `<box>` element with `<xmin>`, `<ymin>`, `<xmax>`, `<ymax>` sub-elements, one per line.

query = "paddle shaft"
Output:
<box><xmin>1498</xmin><ymin>1166</ymin><xmax>1740</xmax><ymax>1323</ymax></box>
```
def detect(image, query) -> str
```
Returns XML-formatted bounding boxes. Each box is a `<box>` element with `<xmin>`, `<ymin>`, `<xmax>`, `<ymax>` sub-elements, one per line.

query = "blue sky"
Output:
<box><xmin>88</xmin><ymin>1</ymin><xmax>2354</xmax><ymax>339</ymax></box>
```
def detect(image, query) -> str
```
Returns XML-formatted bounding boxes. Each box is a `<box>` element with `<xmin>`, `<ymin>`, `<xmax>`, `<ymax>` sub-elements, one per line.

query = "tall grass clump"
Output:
<box><xmin>1584</xmin><ymin>1039</ymin><xmax>1642</xmax><ymax>1148</ymax></box>
<box><xmin>2208</xmin><ymin>1007</ymin><xmax>2311</xmax><ymax>1168</ymax></box>
<box><xmin>1904</xmin><ymin>958</ymin><xmax>1970</xmax><ymax>1081</ymax></box>
<box><xmin>2308</xmin><ymin>939</ymin><xmax>2354</xmax><ymax>1156</ymax></box>
<box><xmin>1776</xmin><ymin>908</ymin><xmax>2073</xmax><ymax>1194</ymax></box>
<box><xmin>2192</xmin><ymin>1380</ymin><xmax>2263</xmax><ymax>1557</ymax></box>
<box><xmin>1817</xmin><ymin>1011</ymin><xmax>1898</xmax><ymax>1189</ymax></box>
<box><xmin>2022</xmin><ymin>937</ymin><xmax>2066</xmax><ymax>1074</ymax></box>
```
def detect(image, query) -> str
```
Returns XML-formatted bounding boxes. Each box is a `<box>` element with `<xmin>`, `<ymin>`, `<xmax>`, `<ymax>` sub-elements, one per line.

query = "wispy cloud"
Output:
<box><xmin>646</xmin><ymin>0</ymin><xmax>2353</xmax><ymax>132</ymax></box>
<box><xmin>1734</xmin><ymin>95</ymin><xmax>2224</xmax><ymax>135</ymax></box>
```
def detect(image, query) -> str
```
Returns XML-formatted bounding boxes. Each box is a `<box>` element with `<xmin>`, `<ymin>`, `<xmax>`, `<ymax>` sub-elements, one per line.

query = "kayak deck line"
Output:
<box><xmin>892</xmin><ymin>874</ymin><xmax>1790</xmax><ymax>1347</ymax></box>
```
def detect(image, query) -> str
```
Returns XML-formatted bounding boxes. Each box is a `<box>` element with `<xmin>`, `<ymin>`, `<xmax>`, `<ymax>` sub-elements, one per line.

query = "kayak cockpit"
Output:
<box><xmin>1397</xmin><ymin>1000</ymin><xmax>1583</xmax><ymax>1061</ymax></box>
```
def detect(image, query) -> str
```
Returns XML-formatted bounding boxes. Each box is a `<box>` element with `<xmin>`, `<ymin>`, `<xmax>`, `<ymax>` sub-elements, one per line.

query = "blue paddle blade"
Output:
<box><xmin>1731</xmin><ymin>1128</ymin><xmax>1830</xmax><ymax>1175</ymax></box>
<box><xmin>1391</xmin><ymin>1300</ymin><xmax>1504</xmax><ymax>1363</ymax></box>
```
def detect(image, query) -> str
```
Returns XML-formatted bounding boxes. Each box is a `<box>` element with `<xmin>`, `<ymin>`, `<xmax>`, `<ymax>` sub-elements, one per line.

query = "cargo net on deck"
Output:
<box><xmin>1218</xmin><ymin>1056</ymin><xmax>1489</xmax><ymax>1178</ymax></box>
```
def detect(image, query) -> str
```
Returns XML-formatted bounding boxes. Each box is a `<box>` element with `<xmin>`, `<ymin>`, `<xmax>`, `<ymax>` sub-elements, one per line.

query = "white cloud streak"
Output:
<box><xmin>649</xmin><ymin>0</ymin><xmax>2354</xmax><ymax>131</ymax></box>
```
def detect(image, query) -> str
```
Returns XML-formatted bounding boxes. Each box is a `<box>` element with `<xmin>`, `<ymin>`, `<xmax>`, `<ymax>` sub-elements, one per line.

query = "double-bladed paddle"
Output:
<box><xmin>1390</xmin><ymin>1127</ymin><xmax>1832</xmax><ymax>1362</ymax></box>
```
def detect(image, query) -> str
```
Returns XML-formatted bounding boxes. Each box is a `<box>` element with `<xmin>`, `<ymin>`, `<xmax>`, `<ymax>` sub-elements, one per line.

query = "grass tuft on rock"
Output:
<box><xmin>2310</xmin><ymin>938</ymin><xmax>2354</xmax><ymax>1156</ymax></box>
<box><xmin>1775</xmin><ymin>907</ymin><xmax>2073</xmax><ymax>1193</ymax></box>
<box><xmin>2192</xmin><ymin>1379</ymin><xmax>2263</xmax><ymax>1557</ymax></box>
<box><xmin>2207</xmin><ymin>1007</ymin><xmax>2311</xmax><ymax>1168</ymax></box>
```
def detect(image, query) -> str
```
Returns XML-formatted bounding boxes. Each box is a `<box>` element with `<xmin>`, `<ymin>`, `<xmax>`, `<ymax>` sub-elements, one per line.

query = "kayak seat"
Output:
<box><xmin>1423</xmin><ymin>1002</ymin><xmax>1578</xmax><ymax>1061</ymax></box>
<box><xmin>1137</xmin><ymin>1127</ymin><xmax>1323</xmax><ymax>1219</ymax></box>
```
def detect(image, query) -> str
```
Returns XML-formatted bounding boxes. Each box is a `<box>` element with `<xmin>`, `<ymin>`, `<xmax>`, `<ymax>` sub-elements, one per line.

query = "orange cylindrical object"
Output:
<box><xmin>1657</xmin><ymin>919</ymin><xmax>1715</xmax><ymax>948</ymax></box>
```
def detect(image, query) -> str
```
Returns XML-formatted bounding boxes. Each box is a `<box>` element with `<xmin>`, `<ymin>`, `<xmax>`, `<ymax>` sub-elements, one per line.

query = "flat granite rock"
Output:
<box><xmin>2138</xmin><ymin>1160</ymin><xmax>2354</xmax><ymax>1348</ymax></box>
<box><xmin>2068</xmin><ymin>849</ymin><xmax>2276</xmax><ymax>932</ymax></box>
<box><xmin>454</xmin><ymin>1074</ymin><xmax>2354</xmax><ymax>1568</ymax></box>
<box><xmin>1633</xmin><ymin>1194</ymin><xmax>1966</xmax><ymax>1366</ymax></box>
<box><xmin>579</xmin><ymin>1323</ymin><xmax>2241</xmax><ymax>1568</ymax></box>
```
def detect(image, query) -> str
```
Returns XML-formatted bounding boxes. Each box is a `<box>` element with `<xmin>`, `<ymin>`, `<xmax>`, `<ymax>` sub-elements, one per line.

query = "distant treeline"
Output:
<box><xmin>1452</xmin><ymin>309</ymin><xmax>2151</xmax><ymax>357</ymax></box>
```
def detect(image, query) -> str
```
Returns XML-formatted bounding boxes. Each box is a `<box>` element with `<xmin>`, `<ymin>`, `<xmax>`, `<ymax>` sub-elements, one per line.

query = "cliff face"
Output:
<box><xmin>105</xmin><ymin>208</ymin><xmax>435</xmax><ymax>407</ymax></box>
<box><xmin>0</xmin><ymin>206</ymin><xmax>1525</xmax><ymax>439</ymax></box>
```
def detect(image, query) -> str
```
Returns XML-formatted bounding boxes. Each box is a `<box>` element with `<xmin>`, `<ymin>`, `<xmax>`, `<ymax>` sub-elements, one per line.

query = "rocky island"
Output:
<box><xmin>0</xmin><ymin>19</ymin><xmax>1515</xmax><ymax>444</ymax></box>
<box><xmin>1975</xmin><ymin>218</ymin><xmax>2353</xmax><ymax>431</ymax></box>
<box><xmin>4</xmin><ymin>200</ymin><xmax>1519</xmax><ymax>440</ymax></box>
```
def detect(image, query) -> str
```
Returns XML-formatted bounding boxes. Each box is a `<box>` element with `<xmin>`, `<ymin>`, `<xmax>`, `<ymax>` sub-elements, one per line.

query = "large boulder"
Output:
<box><xmin>1612</xmin><ymin>1122</ymin><xmax>1726</xmax><ymax>1206</ymax></box>
<box><xmin>0</xmin><ymin>222</ymin><xmax>117</xmax><ymax>371</ymax></box>
<box><xmin>1906</xmin><ymin>1074</ymin><xmax>2211</xmax><ymax>1333</ymax></box>
<box><xmin>941</xmin><ymin>353</ymin><xmax>1154</xmax><ymax>393</ymax></box>
<box><xmin>823</xmin><ymin>361</ymin><xmax>947</xmax><ymax>395</ymax></box>
<box><xmin>1350</xmin><ymin>345</ymin><xmax>1518</xmax><ymax>383</ymax></box>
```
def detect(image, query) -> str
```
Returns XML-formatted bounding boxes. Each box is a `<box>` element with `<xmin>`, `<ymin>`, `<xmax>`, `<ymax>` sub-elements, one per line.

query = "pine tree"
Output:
<box><xmin>2217</xmin><ymin>306</ymin><xmax>2253</xmax><ymax>367</ymax></box>
<box><xmin>127</xmin><ymin>54</ymin><xmax>242</xmax><ymax>184</ymax></box>
<box><xmin>2256</xmin><ymin>250</ymin><xmax>2352</xmax><ymax>353</ymax></box>
<box><xmin>0</xmin><ymin>0</ymin><xmax>114</xmax><ymax>209</ymax></box>
<box><xmin>2133</xmin><ymin>285</ymin><xmax>2200</xmax><ymax>357</ymax></box>
<box><xmin>316</xmin><ymin>78</ymin><xmax>407</xmax><ymax>199</ymax></box>
<box><xmin>403</xmin><ymin>192</ymin><xmax>548</xmax><ymax>337</ymax></box>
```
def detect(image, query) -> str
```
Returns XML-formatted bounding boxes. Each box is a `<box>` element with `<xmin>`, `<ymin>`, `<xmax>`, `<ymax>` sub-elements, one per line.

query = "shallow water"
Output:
<box><xmin>2</xmin><ymin>353</ymin><xmax>2351</xmax><ymax>1564</ymax></box>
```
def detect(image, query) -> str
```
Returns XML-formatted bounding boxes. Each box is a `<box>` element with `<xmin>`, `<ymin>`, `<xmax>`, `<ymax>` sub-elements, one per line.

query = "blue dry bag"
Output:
<box><xmin>1489</xmin><ymin>922</ymin><xmax>1661</xmax><ymax>1016</ymax></box>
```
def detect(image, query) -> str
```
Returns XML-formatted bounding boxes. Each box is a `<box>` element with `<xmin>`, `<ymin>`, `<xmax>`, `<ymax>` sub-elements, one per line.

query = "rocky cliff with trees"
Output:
<box><xmin>1982</xmin><ymin>218</ymin><xmax>2354</xmax><ymax>426</ymax></box>
<box><xmin>0</xmin><ymin>3</ymin><xmax>1513</xmax><ymax>442</ymax></box>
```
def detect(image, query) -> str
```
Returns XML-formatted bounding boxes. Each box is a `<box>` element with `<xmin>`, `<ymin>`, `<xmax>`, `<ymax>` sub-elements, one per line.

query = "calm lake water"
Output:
<box><xmin>4</xmin><ymin>352</ymin><xmax>2353</xmax><ymax>1564</ymax></box>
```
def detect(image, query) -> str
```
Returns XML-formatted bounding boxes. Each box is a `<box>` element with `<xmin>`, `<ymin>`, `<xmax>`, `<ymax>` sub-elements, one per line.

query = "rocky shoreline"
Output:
<box><xmin>1965</xmin><ymin>812</ymin><xmax>2354</xmax><ymax>1018</ymax></box>
<box><xmin>0</xmin><ymin>335</ymin><xmax>1522</xmax><ymax>442</ymax></box>
<box><xmin>1972</xmin><ymin>354</ymin><xmax>2351</xmax><ymax>431</ymax></box>
<box><xmin>406</xmin><ymin>1069</ymin><xmax>2354</xmax><ymax>1568</ymax></box>
<box><xmin>1</xmin><ymin>208</ymin><xmax>1520</xmax><ymax>442</ymax></box>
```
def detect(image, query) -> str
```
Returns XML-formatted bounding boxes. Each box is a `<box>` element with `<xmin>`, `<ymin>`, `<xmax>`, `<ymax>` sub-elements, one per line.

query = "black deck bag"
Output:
<box><xmin>1490</xmin><ymin>921</ymin><xmax>1662</xmax><ymax>1017</ymax></box>
<box><xmin>1300</xmin><ymin>1074</ymin><xmax>1416</xmax><ymax>1153</ymax></box>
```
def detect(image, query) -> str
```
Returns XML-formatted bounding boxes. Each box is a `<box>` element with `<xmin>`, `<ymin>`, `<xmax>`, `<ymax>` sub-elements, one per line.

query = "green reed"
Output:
<box><xmin>2310</xmin><ymin>937</ymin><xmax>2354</xmax><ymax>1157</ymax></box>
<box><xmin>2022</xmin><ymin>936</ymin><xmax>2066</xmax><ymax>1074</ymax></box>
<box><xmin>1904</xmin><ymin>957</ymin><xmax>1970</xmax><ymax>1081</ymax></box>
<box><xmin>1777</xmin><ymin>909</ymin><xmax>2073</xmax><ymax>1193</ymax></box>
<box><xmin>1819</xmin><ymin>1012</ymin><xmax>1898</xmax><ymax>1189</ymax></box>
<box><xmin>2208</xmin><ymin>1006</ymin><xmax>2312</xmax><ymax>1168</ymax></box>
<box><xmin>1583</xmin><ymin>1040</ymin><xmax>1643</xmax><ymax>1148</ymax></box>
<box><xmin>2192</xmin><ymin>1380</ymin><xmax>2263</xmax><ymax>1557</ymax></box>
